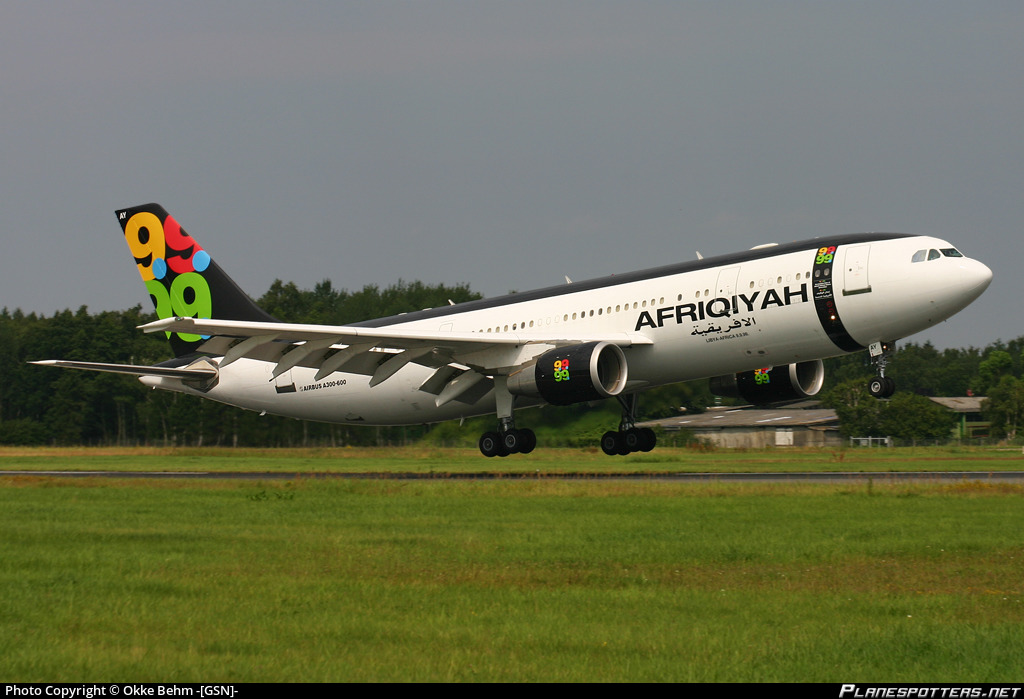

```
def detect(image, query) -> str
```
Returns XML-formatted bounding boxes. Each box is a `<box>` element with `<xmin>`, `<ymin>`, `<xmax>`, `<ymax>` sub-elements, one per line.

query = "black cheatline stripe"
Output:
<box><xmin>811</xmin><ymin>244</ymin><xmax>864</xmax><ymax>353</ymax></box>
<box><xmin>354</xmin><ymin>232</ymin><xmax>912</xmax><ymax>329</ymax></box>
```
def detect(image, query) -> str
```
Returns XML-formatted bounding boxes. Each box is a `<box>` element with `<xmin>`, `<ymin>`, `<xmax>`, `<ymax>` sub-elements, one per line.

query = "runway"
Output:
<box><xmin>3</xmin><ymin>470</ymin><xmax>1024</xmax><ymax>483</ymax></box>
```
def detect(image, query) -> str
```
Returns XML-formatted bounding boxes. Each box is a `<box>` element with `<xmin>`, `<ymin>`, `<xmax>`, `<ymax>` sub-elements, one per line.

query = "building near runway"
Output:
<box><xmin>926</xmin><ymin>396</ymin><xmax>988</xmax><ymax>441</ymax></box>
<box><xmin>639</xmin><ymin>397</ymin><xmax>989</xmax><ymax>448</ymax></box>
<box><xmin>639</xmin><ymin>405</ymin><xmax>842</xmax><ymax>449</ymax></box>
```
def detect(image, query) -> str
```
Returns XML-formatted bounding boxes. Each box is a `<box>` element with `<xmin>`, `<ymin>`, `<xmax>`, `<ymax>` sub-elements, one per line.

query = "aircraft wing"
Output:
<box><xmin>140</xmin><ymin>316</ymin><xmax>652</xmax><ymax>387</ymax></box>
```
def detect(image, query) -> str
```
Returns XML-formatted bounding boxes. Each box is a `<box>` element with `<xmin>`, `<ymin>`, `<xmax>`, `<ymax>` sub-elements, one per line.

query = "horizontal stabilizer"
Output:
<box><xmin>30</xmin><ymin>359</ymin><xmax>218</xmax><ymax>380</ymax></box>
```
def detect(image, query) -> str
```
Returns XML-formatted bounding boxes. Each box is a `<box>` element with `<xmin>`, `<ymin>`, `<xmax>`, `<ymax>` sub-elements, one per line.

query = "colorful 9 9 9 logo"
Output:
<box><xmin>124</xmin><ymin>211</ymin><xmax>212</xmax><ymax>342</ymax></box>
<box><xmin>553</xmin><ymin>359</ymin><xmax>571</xmax><ymax>382</ymax></box>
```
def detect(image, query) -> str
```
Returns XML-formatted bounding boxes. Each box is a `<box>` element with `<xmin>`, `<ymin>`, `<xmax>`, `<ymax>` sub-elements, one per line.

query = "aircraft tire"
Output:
<box><xmin>869</xmin><ymin>376</ymin><xmax>897</xmax><ymax>399</ymax></box>
<box><xmin>502</xmin><ymin>430</ymin><xmax>520</xmax><ymax>453</ymax></box>
<box><xmin>869</xmin><ymin>376</ymin><xmax>887</xmax><ymax>398</ymax></box>
<box><xmin>518</xmin><ymin>428</ymin><xmax>537</xmax><ymax>454</ymax></box>
<box><xmin>600</xmin><ymin>431</ymin><xmax>620</xmax><ymax>456</ymax></box>
<box><xmin>624</xmin><ymin>428</ymin><xmax>642</xmax><ymax>452</ymax></box>
<box><xmin>602</xmin><ymin>428</ymin><xmax>655</xmax><ymax>456</ymax></box>
<box><xmin>479</xmin><ymin>431</ymin><xmax>501</xmax><ymax>457</ymax></box>
<box><xmin>639</xmin><ymin>427</ymin><xmax>657</xmax><ymax>452</ymax></box>
<box><xmin>500</xmin><ymin>429</ymin><xmax>536</xmax><ymax>454</ymax></box>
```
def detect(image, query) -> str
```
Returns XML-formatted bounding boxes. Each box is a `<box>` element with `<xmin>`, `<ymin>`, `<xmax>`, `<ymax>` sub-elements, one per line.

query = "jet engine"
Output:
<box><xmin>507</xmin><ymin>341</ymin><xmax>627</xmax><ymax>406</ymax></box>
<box><xmin>709</xmin><ymin>359</ymin><xmax>825</xmax><ymax>405</ymax></box>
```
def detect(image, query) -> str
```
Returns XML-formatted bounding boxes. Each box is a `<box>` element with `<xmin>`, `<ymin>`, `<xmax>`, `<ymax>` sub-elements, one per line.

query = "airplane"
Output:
<box><xmin>33</xmin><ymin>203</ymin><xmax>993</xmax><ymax>457</ymax></box>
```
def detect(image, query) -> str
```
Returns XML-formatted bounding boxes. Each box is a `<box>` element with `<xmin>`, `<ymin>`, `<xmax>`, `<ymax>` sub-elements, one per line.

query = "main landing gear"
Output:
<box><xmin>479</xmin><ymin>426</ymin><xmax>536</xmax><ymax>458</ymax></box>
<box><xmin>479</xmin><ymin>376</ymin><xmax>537</xmax><ymax>458</ymax></box>
<box><xmin>600</xmin><ymin>394</ymin><xmax>657</xmax><ymax>456</ymax></box>
<box><xmin>868</xmin><ymin>341</ymin><xmax>896</xmax><ymax>399</ymax></box>
<box><xmin>477</xmin><ymin>379</ymin><xmax>656</xmax><ymax>457</ymax></box>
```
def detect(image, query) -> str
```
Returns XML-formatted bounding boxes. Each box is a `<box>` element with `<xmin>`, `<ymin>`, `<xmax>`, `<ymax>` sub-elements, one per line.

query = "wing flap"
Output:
<box><xmin>139</xmin><ymin>317</ymin><xmax>652</xmax><ymax>382</ymax></box>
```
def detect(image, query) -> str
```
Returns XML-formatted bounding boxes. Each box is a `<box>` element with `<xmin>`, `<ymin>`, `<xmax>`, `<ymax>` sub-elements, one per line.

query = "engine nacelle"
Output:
<box><xmin>709</xmin><ymin>359</ymin><xmax>825</xmax><ymax>405</ymax></box>
<box><xmin>507</xmin><ymin>341</ymin><xmax>628</xmax><ymax>406</ymax></box>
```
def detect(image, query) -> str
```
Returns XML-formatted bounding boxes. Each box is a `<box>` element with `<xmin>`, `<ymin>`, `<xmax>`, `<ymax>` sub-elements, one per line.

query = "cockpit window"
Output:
<box><xmin>913</xmin><ymin>248</ymin><xmax>963</xmax><ymax>263</ymax></box>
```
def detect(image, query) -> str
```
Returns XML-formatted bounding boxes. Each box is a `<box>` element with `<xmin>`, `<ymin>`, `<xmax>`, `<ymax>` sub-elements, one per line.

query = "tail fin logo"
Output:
<box><xmin>124</xmin><ymin>210</ymin><xmax>211</xmax><ymax>279</ymax></box>
<box><xmin>123</xmin><ymin>210</ymin><xmax>212</xmax><ymax>343</ymax></box>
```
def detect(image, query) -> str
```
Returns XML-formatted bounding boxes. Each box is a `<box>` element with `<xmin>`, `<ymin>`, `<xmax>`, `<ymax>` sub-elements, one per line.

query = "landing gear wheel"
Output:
<box><xmin>483</xmin><ymin>428</ymin><xmax>536</xmax><ymax>457</ymax></box>
<box><xmin>600</xmin><ymin>427</ymin><xmax>657</xmax><ymax>456</ymax></box>
<box><xmin>501</xmin><ymin>428</ymin><xmax>537</xmax><ymax>454</ymax></box>
<box><xmin>517</xmin><ymin>428</ymin><xmax>537</xmax><ymax>454</ymax></box>
<box><xmin>601</xmin><ymin>431</ymin><xmax>621</xmax><ymax>456</ymax></box>
<box><xmin>869</xmin><ymin>376</ymin><xmax>896</xmax><ymax>399</ymax></box>
<box><xmin>479</xmin><ymin>431</ymin><xmax>501</xmax><ymax>458</ymax></box>
<box><xmin>639</xmin><ymin>427</ymin><xmax>657</xmax><ymax>452</ymax></box>
<box><xmin>868</xmin><ymin>377</ymin><xmax>885</xmax><ymax>397</ymax></box>
<box><xmin>623</xmin><ymin>428</ymin><xmax>642</xmax><ymax>453</ymax></box>
<box><xmin>601</xmin><ymin>393</ymin><xmax>660</xmax><ymax>456</ymax></box>
<box><xmin>502</xmin><ymin>430</ymin><xmax>521</xmax><ymax>453</ymax></box>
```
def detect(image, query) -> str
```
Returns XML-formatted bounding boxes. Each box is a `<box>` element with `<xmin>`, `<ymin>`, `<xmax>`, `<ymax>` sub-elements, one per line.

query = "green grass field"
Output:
<box><xmin>2</xmin><ymin>444</ymin><xmax>1023</xmax><ymax>474</ymax></box>
<box><xmin>1</xmin><ymin>447</ymin><xmax>1022</xmax><ymax>681</ymax></box>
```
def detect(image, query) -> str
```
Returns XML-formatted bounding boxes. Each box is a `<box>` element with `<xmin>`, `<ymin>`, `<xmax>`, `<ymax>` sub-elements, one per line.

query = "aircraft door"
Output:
<box><xmin>715</xmin><ymin>266</ymin><xmax>741</xmax><ymax>298</ymax></box>
<box><xmin>274</xmin><ymin>369</ymin><xmax>296</xmax><ymax>394</ymax></box>
<box><xmin>843</xmin><ymin>245</ymin><xmax>872</xmax><ymax>295</ymax></box>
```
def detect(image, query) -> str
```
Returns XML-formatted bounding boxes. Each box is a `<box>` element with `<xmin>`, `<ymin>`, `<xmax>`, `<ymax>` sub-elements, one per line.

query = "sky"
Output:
<box><xmin>1</xmin><ymin>1</ymin><xmax>1021</xmax><ymax>351</ymax></box>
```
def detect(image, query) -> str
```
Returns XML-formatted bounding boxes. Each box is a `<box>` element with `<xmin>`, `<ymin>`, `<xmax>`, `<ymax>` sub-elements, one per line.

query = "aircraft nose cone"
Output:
<box><xmin>924</xmin><ymin>255</ymin><xmax>993</xmax><ymax>322</ymax></box>
<box><xmin>961</xmin><ymin>258</ymin><xmax>993</xmax><ymax>298</ymax></box>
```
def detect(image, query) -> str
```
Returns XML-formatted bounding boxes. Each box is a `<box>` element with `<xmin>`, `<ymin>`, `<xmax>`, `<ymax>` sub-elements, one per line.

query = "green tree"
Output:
<box><xmin>821</xmin><ymin>380</ymin><xmax>885</xmax><ymax>438</ymax></box>
<box><xmin>976</xmin><ymin>350</ymin><xmax>1014</xmax><ymax>394</ymax></box>
<box><xmin>258</xmin><ymin>279</ymin><xmax>482</xmax><ymax>324</ymax></box>
<box><xmin>822</xmin><ymin>380</ymin><xmax>955</xmax><ymax>443</ymax></box>
<box><xmin>889</xmin><ymin>342</ymin><xmax>946</xmax><ymax>395</ymax></box>
<box><xmin>878</xmin><ymin>393</ymin><xmax>957</xmax><ymax>445</ymax></box>
<box><xmin>983</xmin><ymin>375</ymin><xmax>1024</xmax><ymax>441</ymax></box>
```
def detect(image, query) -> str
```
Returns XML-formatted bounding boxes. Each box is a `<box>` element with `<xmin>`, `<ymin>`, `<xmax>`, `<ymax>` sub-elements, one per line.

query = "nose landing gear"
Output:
<box><xmin>868</xmin><ymin>341</ymin><xmax>897</xmax><ymax>399</ymax></box>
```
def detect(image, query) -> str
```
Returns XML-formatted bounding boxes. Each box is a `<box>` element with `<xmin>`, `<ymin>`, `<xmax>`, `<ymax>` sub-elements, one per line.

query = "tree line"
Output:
<box><xmin>0</xmin><ymin>280</ymin><xmax>480</xmax><ymax>447</ymax></box>
<box><xmin>1</xmin><ymin>277</ymin><xmax>1021</xmax><ymax>447</ymax></box>
<box><xmin>818</xmin><ymin>338</ymin><xmax>1024</xmax><ymax>443</ymax></box>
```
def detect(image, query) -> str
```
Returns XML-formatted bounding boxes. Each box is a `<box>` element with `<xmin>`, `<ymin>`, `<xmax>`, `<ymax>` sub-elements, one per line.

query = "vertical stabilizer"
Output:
<box><xmin>116</xmin><ymin>203</ymin><xmax>276</xmax><ymax>357</ymax></box>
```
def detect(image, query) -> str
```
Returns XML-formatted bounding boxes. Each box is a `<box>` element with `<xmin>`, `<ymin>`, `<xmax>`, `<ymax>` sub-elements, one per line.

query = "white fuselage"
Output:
<box><xmin>142</xmin><ymin>233</ymin><xmax>992</xmax><ymax>425</ymax></box>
